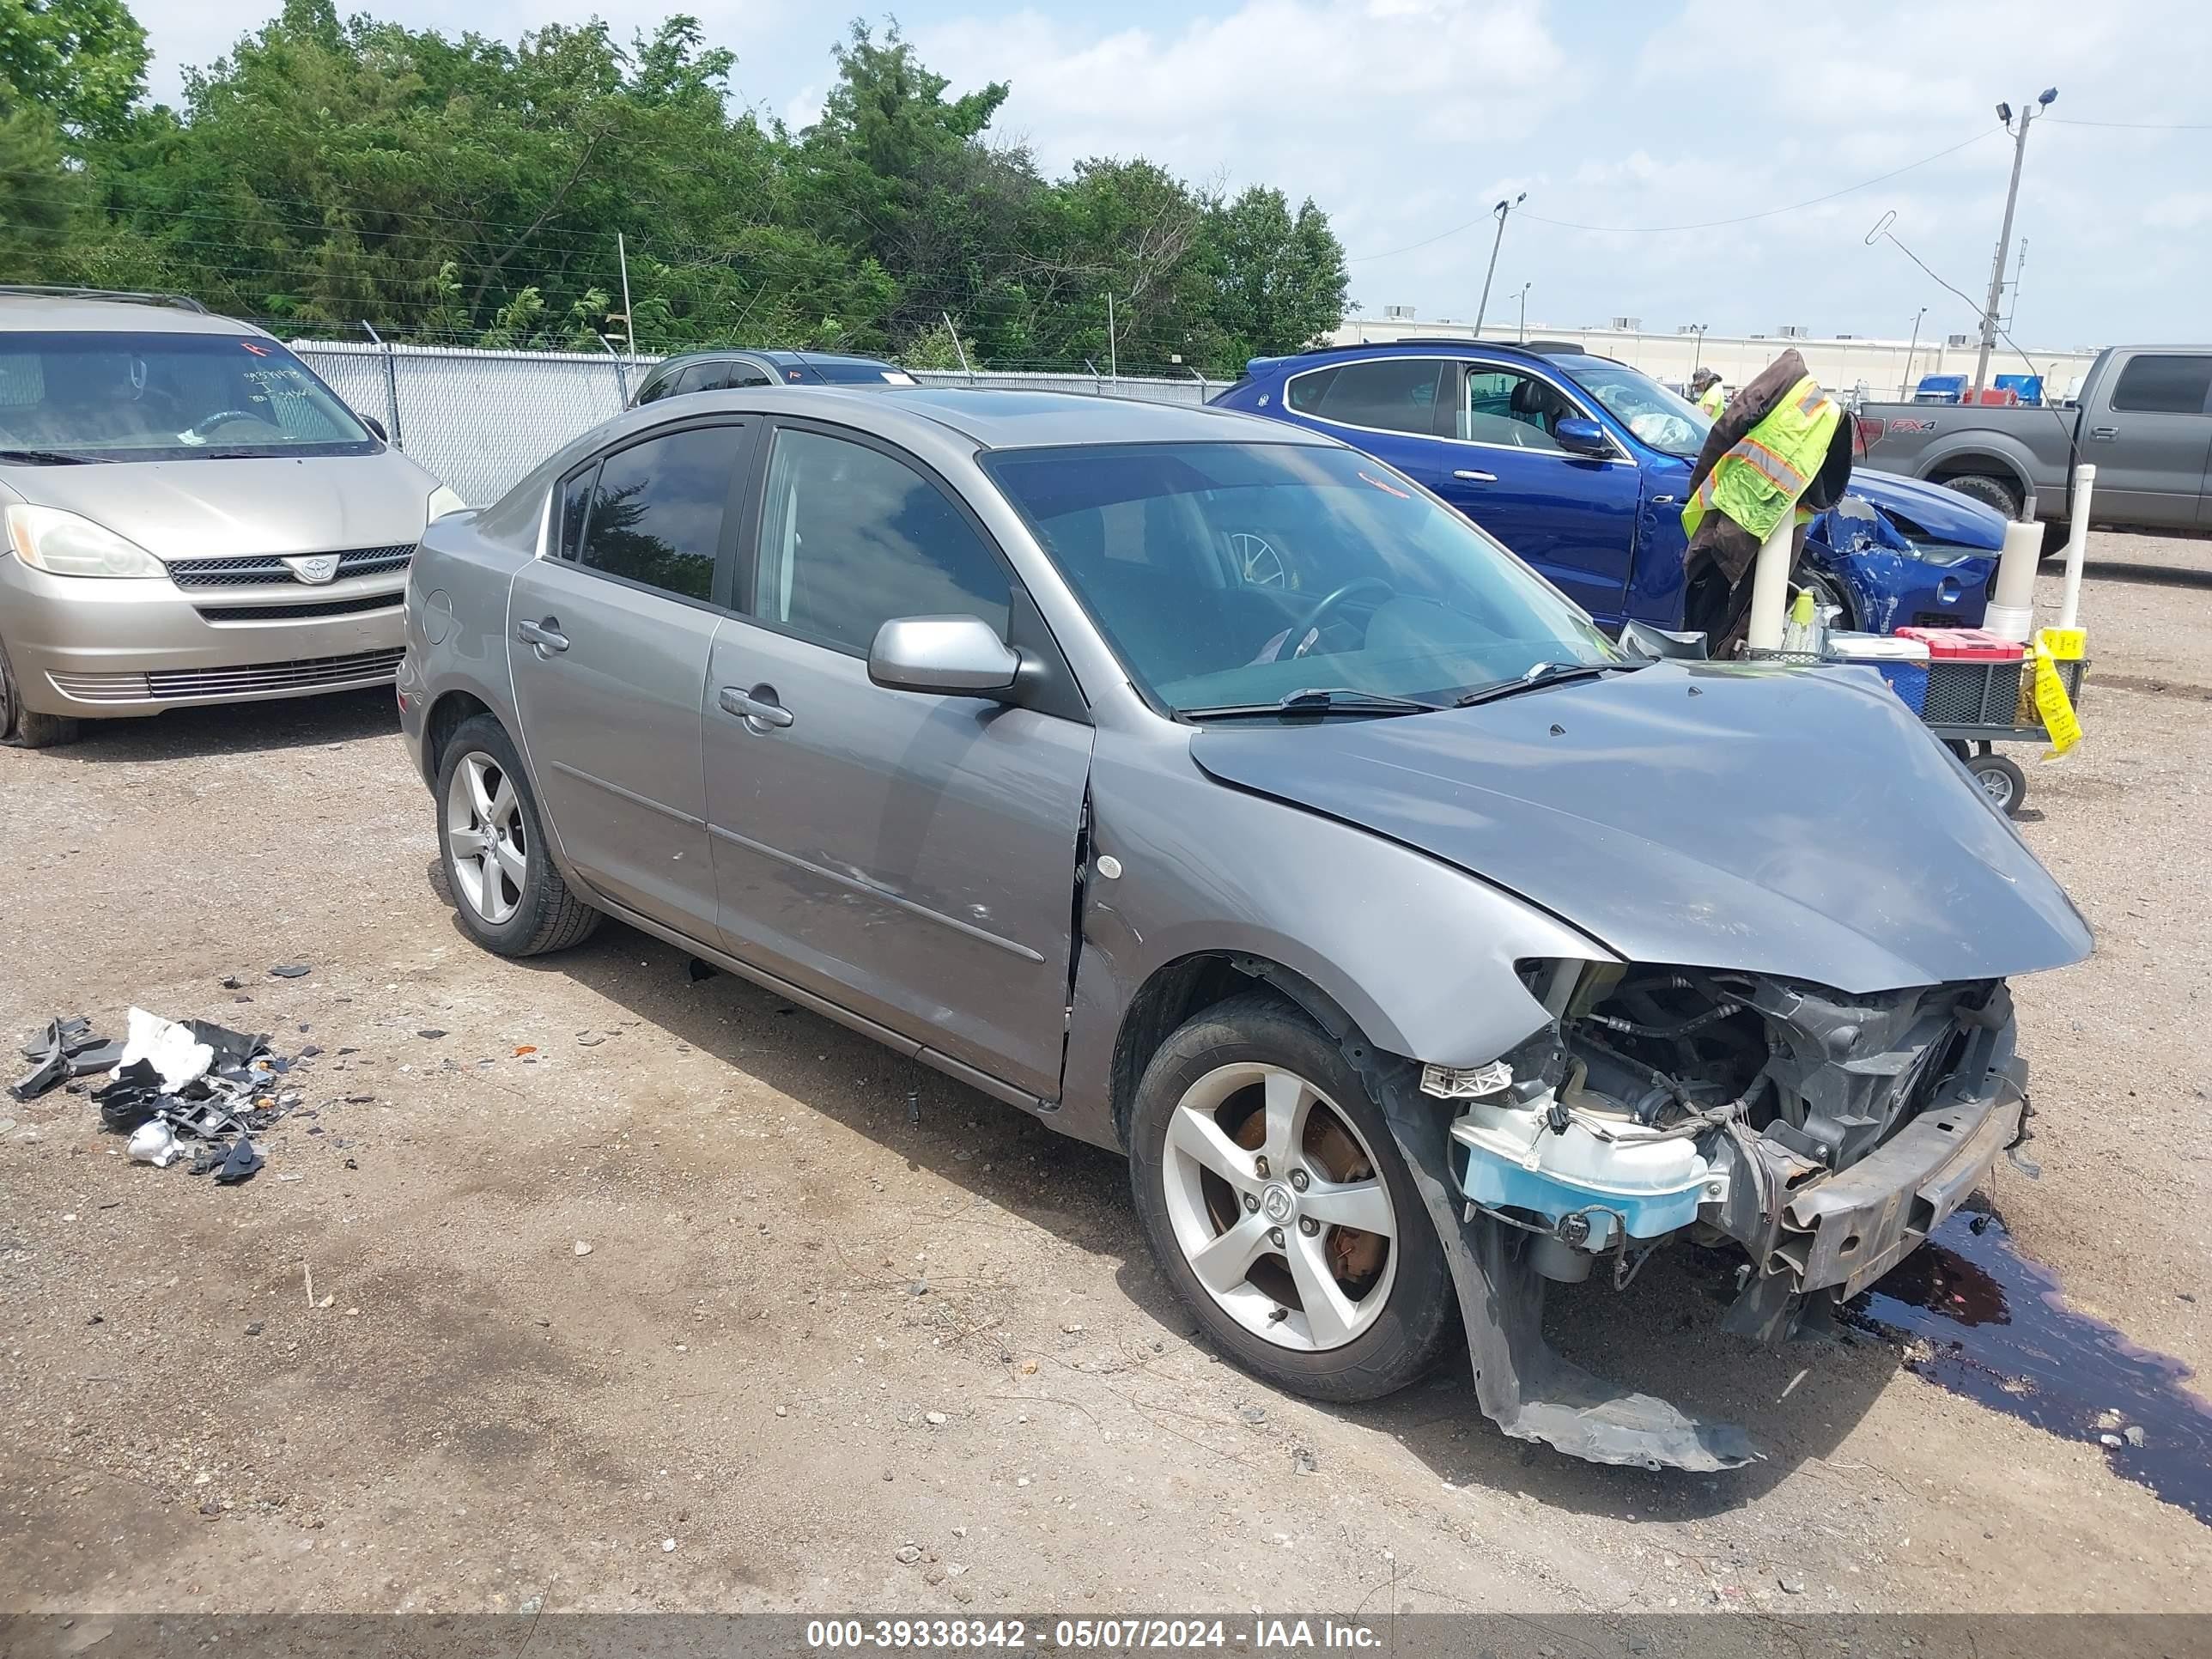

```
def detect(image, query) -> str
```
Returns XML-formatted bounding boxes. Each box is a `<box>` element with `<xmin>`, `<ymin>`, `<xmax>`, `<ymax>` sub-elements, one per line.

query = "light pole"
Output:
<box><xmin>1972</xmin><ymin>88</ymin><xmax>2056</xmax><ymax>396</ymax></box>
<box><xmin>1512</xmin><ymin>283</ymin><xmax>1532</xmax><ymax>343</ymax></box>
<box><xmin>1473</xmin><ymin>192</ymin><xmax>1526</xmax><ymax>336</ymax></box>
<box><xmin>1900</xmin><ymin>306</ymin><xmax>1927</xmax><ymax>400</ymax></box>
<box><xmin>1687</xmin><ymin>323</ymin><xmax>1708</xmax><ymax>374</ymax></box>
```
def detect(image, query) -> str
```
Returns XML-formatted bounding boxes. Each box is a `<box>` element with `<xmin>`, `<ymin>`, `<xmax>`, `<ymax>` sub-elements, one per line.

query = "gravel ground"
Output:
<box><xmin>1</xmin><ymin>528</ymin><xmax>2207</xmax><ymax>1622</ymax></box>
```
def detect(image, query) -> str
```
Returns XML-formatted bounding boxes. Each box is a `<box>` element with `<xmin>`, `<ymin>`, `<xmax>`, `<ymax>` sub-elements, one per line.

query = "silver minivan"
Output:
<box><xmin>0</xmin><ymin>288</ymin><xmax>460</xmax><ymax>746</ymax></box>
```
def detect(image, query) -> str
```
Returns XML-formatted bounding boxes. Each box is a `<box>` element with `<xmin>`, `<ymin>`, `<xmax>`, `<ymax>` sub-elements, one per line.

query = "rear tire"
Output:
<box><xmin>434</xmin><ymin>714</ymin><xmax>601</xmax><ymax>957</ymax></box>
<box><xmin>0</xmin><ymin>640</ymin><xmax>79</xmax><ymax>749</ymax></box>
<box><xmin>1127</xmin><ymin>992</ymin><xmax>1456</xmax><ymax>1403</ymax></box>
<box><xmin>1942</xmin><ymin>473</ymin><xmax>2023</xmax><ymax>523</ymax></box>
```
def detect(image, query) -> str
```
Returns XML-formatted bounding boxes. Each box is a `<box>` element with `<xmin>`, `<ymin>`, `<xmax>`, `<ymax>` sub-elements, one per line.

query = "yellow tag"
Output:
<box><xmin>2033</xmin><ymin>645</ymin><xmax>2081</xmax><ymax>758</ymax></box>
<box><xmin>2038</xmin><ymin>626</ymin><xmax>2086</xmax><ymax>661</ymax></box>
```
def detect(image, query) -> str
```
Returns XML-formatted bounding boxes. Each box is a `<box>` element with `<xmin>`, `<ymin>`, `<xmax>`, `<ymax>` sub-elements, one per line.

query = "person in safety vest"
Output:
<box><xmin>1689</xmin><ymin>368</ymin><xmax>1726</xmax><ymax>418</ymax></box>
<box><xmin>1679</xmin><ymin>348</ymin><xmax>1854</xmax><ymax>658</ymax></box>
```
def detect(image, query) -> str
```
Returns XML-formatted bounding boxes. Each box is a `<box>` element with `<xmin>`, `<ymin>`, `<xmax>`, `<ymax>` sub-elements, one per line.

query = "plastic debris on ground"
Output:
<box><xmin>16</xmin><ymin>1006</ymin><xmax>324</xmax><ymax>1191</ymax></box>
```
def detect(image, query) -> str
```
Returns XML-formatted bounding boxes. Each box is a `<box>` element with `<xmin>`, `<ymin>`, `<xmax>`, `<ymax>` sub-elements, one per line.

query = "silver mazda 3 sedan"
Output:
<box><xmin>398</xmin><ymin>386</ymin><xmax>2091</xmax><ymax>1470</ymax></box>
<box><xmin>0</xmin><ymin>289</ymin><xmax>460</xmax><ymax>746</ymax></box>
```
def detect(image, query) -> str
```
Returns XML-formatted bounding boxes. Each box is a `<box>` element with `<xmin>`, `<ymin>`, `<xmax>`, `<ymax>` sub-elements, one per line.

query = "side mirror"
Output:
<box><xmin>1553</xmin><ymin>417</ymin><xmax>1612</xmax><ymax>458</ymax></box>
<box><xmin>362</xmin><ymin>415</ymin><xmax>388</xmax><ymax>443</ymax></box>
<box><xmin>867</xmin><ymin>614</ymin><xmax>1022</xmax><ymax>698</ymax></box>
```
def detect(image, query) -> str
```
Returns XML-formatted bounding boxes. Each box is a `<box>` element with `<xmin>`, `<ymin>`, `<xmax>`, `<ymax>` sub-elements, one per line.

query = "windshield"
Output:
<box><xmin>0</xmin><ymin>331</ymin><xmax>375</xmax><ymax>460</ymax></box>
<box><xmin>985</xmin><ymin>441</ymin><xmax>1620</xmax><ymax>714</ymax></box>
<box><xmin>1555</xmin><ymin>356</ymin><xmax>1710</xmax><ymax>460</ymax></box>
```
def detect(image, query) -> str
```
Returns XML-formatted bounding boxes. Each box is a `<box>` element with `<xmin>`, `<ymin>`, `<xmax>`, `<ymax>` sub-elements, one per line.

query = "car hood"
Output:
<box><xmin>1846</xmin><ymin>468</ymin><xmax>2007</xmax><ymax>550</ymax></box>
<box><xmin>1189</xmin><ymin>662</ymin><xmax>2091</xmax><ymax>994</ymax></box>
<box><xmin>3</xmin><ymin>452</ymin><xmax>441</xmax><ymax>561</ymax></box>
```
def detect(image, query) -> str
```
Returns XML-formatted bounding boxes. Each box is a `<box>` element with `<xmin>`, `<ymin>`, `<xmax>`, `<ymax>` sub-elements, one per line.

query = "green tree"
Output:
<box><xmin>0</xmin><ymin>0</ymin><xmax>148</xmax><ymax>140</ymax></box>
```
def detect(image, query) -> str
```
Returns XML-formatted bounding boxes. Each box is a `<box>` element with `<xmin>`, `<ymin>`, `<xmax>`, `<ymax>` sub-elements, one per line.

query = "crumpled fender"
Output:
<box><xmin>1357</xmin><ymin>1044</ymin><xmax>1758</xmax><ymax>1473</ymax></box>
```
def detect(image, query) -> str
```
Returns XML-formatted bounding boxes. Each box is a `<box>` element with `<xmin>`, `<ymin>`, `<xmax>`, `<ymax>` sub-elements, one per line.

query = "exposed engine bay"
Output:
<box><xmin>1373</xmin><ymin>958</ymin><xmax>2032</xmax><ymax>1470</ymax></box>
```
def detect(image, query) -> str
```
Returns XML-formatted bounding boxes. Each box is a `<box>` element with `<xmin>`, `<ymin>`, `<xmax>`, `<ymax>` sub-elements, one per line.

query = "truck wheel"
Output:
<box><xmin>1966</xmin><ymin>751</ymin><xmax>2027</xmax><ymax>816</ymax></box>
<box><xmin>1942</xmin><ymin>474</ymin><xmax>2023</xmax><ymax>522</ymax></box>
<box><xmin>0</xmin><ymin>640</ymin><xmax>80</xmax><ymax>749</ymax></box>
<box><xmin>435</xmin><ymin>714</ymin><xmax>602</xmax><ymax>957</ymax></box>
<box><xmin>1127</xmin><ymin>991</ymin><xmax>1457</xmax><ymax>1403</ymax></box>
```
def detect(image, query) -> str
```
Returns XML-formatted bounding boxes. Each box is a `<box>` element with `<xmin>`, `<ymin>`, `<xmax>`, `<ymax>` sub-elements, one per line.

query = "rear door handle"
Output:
<box><xmin>2088</xmin><ymin>425</ymin><xmax>2119</xmax><ymax>441</ymax></box>
<box><xmin>515</xmin><ymin>617</ymin><xmax>568</xmax><ymax>653</ymax></box>
<box><xmin>1453</xmin><ymin>469</ymin><xmax>1498</xmax><ymax>483</ymax></box>
<box><xmin>718</xmin><ymin>685</ymin><xmax>794</xmax><ymax>730</ymax></box>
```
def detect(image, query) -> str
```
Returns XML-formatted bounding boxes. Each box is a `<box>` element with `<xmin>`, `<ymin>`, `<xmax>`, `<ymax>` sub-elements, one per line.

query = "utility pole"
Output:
<box><xmin>1513</xmin><ymin>283</ymin><xmax>1532</xmax><ymax>343</ymax></box>
<box><xmin>1472</xmin><ymin>192</ymin><xmax>1525</xmax><ymax>336</ymax></box>
<box><xmin>1972</xmin><ymin>89</ymin><xmax>2056</xmax><ymax>396</ymax></box>
<box><xmin>1900</xmin><ymin>307</ymin><xmax>1927</xmax><ymax>400</ymax></box>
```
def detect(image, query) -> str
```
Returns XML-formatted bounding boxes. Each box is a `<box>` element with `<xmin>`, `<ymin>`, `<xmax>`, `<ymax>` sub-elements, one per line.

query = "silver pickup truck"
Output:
<box><xmin>1858</xmin><ymin>345</ymin><xmax>2212</xmax><ymax>537</ymax></box>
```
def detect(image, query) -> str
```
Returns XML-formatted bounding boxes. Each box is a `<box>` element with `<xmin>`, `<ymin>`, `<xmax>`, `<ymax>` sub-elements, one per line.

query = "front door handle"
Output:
<box><xmin>1453</xmin><ymin>469</ymin><xmax>1499</xmax><ymax>483</ymax></box>
<box><xmin>515</xmin><ymin>617</ymin><xmax>568</xmax><ymax>654</ymax></box>
<box><xmin>718</xmin><ymin>685</ymin><xmax>794</xmax><ymax>731</ymax></box>
<box><xmin>2088</xmin><ymin>425</ymin><xmax>2119</xmax><ymax>441</ymax></box>
<box><xmin>1650</xmin><ymin>494</ymin><xmax>1680</xmax><ymax>507</ymax></box>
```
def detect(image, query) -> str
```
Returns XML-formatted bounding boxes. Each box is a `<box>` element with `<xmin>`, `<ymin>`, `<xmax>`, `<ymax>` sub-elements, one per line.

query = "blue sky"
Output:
<box><xmin>131</xmin><ymin>0</ymin><xmax>2211</xmax><ymax>349</ymax></box>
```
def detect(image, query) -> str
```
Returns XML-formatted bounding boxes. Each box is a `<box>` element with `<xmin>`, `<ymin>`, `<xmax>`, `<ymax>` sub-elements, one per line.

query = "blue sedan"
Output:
<box><xmin>1212</xmin><ymin>342</ymin><xmax>2001</xmax><ymax>637</ymax></box>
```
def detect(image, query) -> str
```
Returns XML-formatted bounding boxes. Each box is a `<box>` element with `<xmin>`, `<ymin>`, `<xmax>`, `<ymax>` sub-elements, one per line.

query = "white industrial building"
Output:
<box><xmin>1332</xmin><ymin>311</ymin><xmax>2101</xmax><ymax>403</ymax></box>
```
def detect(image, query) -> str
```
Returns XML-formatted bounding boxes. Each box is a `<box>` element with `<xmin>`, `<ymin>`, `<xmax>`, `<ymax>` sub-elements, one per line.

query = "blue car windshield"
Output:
<box><xmin>985</xmin><ymin>441</ymin><xmax>1620</xmax><ymax>714</ymax></box>
<box><xmin>1557</xmin><ymin>357</ymin><xmax>1710</xmax><ymax>460</ymax></box>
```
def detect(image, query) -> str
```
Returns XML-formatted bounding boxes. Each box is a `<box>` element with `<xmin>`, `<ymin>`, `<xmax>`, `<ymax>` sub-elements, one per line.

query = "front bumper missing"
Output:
<box><xmin>1363</xmin><ymin>1020</ymin><xmax>2028</xmax><ymax>1474</ymax></box>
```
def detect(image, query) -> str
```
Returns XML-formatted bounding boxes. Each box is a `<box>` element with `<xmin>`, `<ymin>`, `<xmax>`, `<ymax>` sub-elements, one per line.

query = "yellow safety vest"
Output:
<box><xmin>1697</xmin><ymin>382</ymin><xmax>1726</xmax><ymax>418</ymax></box>
<box><xmin>1681</xmin><ymin>374</ymin><xmax>1840</xmax><ymax>544</ymax></box>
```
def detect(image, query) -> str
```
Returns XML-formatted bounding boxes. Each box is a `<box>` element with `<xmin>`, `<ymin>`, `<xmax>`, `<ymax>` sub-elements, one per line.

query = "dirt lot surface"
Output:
<box><xmin>3</xmin><ymin>530</ymin><xmax>2208</xmax><ymax>1624</ymax></box>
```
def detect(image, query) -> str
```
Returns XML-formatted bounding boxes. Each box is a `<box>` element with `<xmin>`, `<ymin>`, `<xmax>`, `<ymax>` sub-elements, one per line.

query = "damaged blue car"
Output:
<box><xmin>1212</xmin><ymin>342</ymin><xmax>2003</xmax><ymax>638</ymax></box>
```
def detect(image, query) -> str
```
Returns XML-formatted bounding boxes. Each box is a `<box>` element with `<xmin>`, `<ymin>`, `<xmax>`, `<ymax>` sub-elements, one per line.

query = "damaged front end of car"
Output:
<box><xmin>1364</xmin><ymin>958</ymin><xmax>2034</xmax><ymax>1473</ymax></box>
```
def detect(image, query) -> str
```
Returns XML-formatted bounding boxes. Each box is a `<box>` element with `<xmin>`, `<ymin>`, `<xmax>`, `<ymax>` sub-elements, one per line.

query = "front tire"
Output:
<box><xmin>434</xmin><ymin>714</ymin><xmax>601</xmax><ymax>957</ymax></box>
<box><xmin>1942</xmin><ymin>473</ymin><xmax>2023</xmax><ymax>523</ymax></box>
<box><xmin>1128</xmin><ymin>992</ymin><xmax>1456</xmax><ymax>1403</ymax></box>
<box><xmin>0</xmin><ymin>640</ymin><xmax>80</xmax><ymax>749</ymax></box>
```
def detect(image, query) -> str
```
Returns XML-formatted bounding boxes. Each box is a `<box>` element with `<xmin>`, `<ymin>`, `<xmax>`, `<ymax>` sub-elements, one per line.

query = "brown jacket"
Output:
<box><xmin>1680</xmin><ymin>349</ymin><xmax>1856</xmax><ymax>655</ymax></box>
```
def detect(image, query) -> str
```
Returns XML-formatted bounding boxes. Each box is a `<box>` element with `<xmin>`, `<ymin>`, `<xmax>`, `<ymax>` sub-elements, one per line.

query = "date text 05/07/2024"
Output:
<box><xmin>804</xmin><ymin>1619</ymin><xmax>1384</xmax><ymax>1651</ymax></box>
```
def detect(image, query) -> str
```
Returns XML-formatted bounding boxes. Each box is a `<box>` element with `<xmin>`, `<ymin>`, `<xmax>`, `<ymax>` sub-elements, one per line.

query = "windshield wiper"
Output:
<box><xmin>1182</xmin><ymin>686</ymin><xmax>1443</xmax><ymax>720</ymax></box>
<box><xmin>1453</xmin><ymin>659</ymin><xmax>1634</xmax><ymax>708</ymax></box>
<box><xmin>0</xmin><ymin>447</ymin><xmax>112</xmax><ymax>465</ymax></box>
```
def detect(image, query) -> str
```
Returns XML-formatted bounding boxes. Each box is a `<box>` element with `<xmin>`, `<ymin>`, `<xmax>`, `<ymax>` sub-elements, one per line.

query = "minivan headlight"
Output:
<box><xmin>3</xmin><ymin>505</ymin><xmax>167</xmax><ymax>578</ymax></box>
<box><xmin>427</xmin><ymin>484</ymin><xmax>466</xmax><ymax>521</ymax></box>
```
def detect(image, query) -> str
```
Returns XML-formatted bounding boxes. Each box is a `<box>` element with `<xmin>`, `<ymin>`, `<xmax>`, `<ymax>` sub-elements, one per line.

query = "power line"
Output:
<box><xmin>2047</xmin><ymin>116</ymin><xmax>2212</xmax><ymax>130</ymax></box>
<box><xmin>1344</xmin><ymin>125</ymin><xmax>2001</xmax><ymax>261</ymax></box>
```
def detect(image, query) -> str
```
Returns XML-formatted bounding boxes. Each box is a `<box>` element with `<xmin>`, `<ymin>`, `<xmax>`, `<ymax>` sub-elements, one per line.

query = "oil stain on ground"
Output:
<box><xmin>1848</xmin><ymin>1200</ymin><xmax>2212</xmax><ymax>1524</ymax></box>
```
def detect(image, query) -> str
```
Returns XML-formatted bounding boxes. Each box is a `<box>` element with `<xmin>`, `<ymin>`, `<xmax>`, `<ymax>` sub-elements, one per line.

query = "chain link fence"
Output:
<box><xmin>290</xmin><ymin>340</ymin><xmax>1223</xmax><ymax>505</ymax></box>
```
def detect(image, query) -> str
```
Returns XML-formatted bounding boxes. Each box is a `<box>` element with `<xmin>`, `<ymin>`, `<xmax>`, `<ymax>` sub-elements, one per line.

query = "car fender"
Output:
<box><xmin>1054</xmin><ymin>737</ymin><xmax>1615</xmax><ymax>1149</ymax></box>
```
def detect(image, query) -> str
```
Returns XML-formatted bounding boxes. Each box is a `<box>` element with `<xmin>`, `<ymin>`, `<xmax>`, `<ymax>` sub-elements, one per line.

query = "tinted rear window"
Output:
<box><xmin>1285</xmin><ymin>359</ymin><xmax>1443</xmax><ymax>436</ymax></box>
<box><xmin>803</xmin><ymin>358</ymin><xmax>916</xmax><ymax>386</ymax></box>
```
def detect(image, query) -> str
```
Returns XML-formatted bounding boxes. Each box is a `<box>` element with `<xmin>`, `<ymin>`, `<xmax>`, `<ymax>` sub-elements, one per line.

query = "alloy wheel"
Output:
<box><xmin>1158</xmin><ymin>1061</ymin><xmax>1399</xmax><ymax>1352</ymax></box>
<box><xmin>445</xmin><ymin>750</ymin><xmax>528</xmax><ymax>926</ymax></box>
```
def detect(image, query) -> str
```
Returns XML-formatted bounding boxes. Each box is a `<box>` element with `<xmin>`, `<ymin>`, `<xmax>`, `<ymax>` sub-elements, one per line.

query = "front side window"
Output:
<box><xmin>751</xmin><ymin>428</ymin><xmax>1010</xmax><ymax>653</ymax></box>
<box><xmin>1459</xmin><ymin>366</ymin><xmax>1579</xmax><ymax>452</ymax></box>
<box><xmin>987</xmin><ymin>441</ymin><xmax>1618</xmax><ymax>714</ymax></box>
<box><xmin>0</xmin><ymin>331</ymin><xmax>374</xmax><ymax>460</ymax></box>
<box><xmin>2110</xmin><ymin>354</ymin><xmax>2212</xmax><ymax>416</ymax></box>
<box><xmin>1285</xmin><ymin>359</ymin><xmax>1443</xmax><ymax>437</ymax></box>
<box><xmin>573</xmin><ymin>424</ymin><xmax>744</xmax><ymax>603</ymax></box>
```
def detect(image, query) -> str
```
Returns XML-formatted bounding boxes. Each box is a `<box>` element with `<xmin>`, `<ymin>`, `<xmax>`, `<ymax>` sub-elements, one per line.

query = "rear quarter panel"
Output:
<box><xmin>398</xmin><ymin>502</ymin><xmax>532</xmax><ymax>784</ymax></box>
<box><xmin>1859</xmin><ymin>403</ymin><xmax>2076</xmax><ymax>514</ymax></box>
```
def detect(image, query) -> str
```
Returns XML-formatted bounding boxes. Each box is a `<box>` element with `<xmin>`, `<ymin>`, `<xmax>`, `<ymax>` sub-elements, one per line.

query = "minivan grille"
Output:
<box><xmin>195</xmin><ymin>593</ymin><xmax>401</xmax><ymax>623</ymax></box>
<box><xmin>163</xmin><ymin>545</ymin><xmax>414</xmax><ymax>588</ymax></box>
<box><xmin>49</xmin><ymin>647</ymin><xmax>404</xmax><ymax>705</ymax></box>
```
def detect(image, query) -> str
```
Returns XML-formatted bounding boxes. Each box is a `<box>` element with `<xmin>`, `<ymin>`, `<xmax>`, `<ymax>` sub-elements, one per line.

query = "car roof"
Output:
<box><xmin>881</xmin><ymin>387</ymin><xmax>1318</xmax><ymax>449</ymax></box>
<box><xmin>646</xmin><ymin>347</ymin><xmax>897</xmax><ymax>373</ymax></box>
<box><xmin>1243</xmin><ymin>336</ymin><xmax>1569</xmax><ymax>380</ymax></box>
<box><xmin>0</xmin><ymin>291</ymin><xmax>269</xmax><ymax>337</ymax></box>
